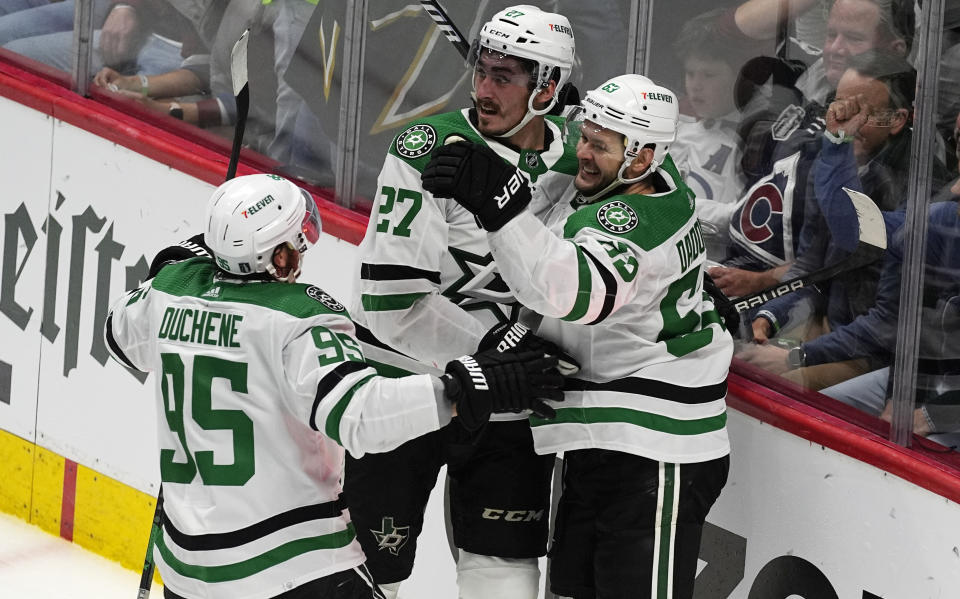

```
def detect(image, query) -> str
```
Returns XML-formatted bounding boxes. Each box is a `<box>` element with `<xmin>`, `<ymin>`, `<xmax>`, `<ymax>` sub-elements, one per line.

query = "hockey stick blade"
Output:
<box><xmin>716</xmin><ymin>187</ymin><xmax>887</xmax><ymax>316</ymax></box>
<box><xmin>226</xmin><ymin>29</ymin><xmax>251</xmax><ymax>181</ymax></box>
<box><xmin>135</xmin><ymin>489</ymin><xmax>164</xmax><ymax>599</ymax></box>
<box><xmin>420</xmin><ymin>0</ymin><xmax>469</xmax><ymax>58</ymax></box>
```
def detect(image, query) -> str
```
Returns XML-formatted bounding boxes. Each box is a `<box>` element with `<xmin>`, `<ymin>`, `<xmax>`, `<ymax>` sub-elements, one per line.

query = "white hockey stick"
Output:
<box><xmin>225</xmin><ymin>29</ymin><xmax>250</xmax><ymax>181</ymax></box>
<box><xmin>710</xmin><ymin>187</ymin><xmax>888</xmax><ymax>318</ymax></box>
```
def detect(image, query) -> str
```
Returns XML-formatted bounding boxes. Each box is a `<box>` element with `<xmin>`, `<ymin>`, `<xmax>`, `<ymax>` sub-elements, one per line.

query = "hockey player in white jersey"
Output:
<box><xmin>103</xmin><ymin>174</ymin><xmax>565</xmax><ymax>599</ymax></box>
<box><xmin>423</xmin><ymin>74</ymin><xmax>733</xmax><ymax>599</ymax></box>
<box><xmin>349</xmin><ymin>5</ymin><xmax>578</xmax><ymax>599</ymax></box>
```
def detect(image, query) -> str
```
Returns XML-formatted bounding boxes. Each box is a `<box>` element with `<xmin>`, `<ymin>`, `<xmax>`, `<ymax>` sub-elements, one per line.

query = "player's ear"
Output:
<box><xmin>623</xmin><ymin>147</ymin><xmax>655</xmax><ymax>178</ymax></box>
<box><xmin>532</xmin><ymin>80</ymin><xmax>558</xmax><ymax>111</ymax></box>
<box><xmin>889</xmin><ymin>107</ymin><xmax>909</xmax><ymax>135</ymax></box>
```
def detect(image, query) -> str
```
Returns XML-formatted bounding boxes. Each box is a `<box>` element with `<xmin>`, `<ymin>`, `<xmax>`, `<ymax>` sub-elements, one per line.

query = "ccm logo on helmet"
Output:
<box><xmin>242</xmin><ymin>194</ymin><xmax>275</xmax><ymax>218</ymax></box>
<box><xmin>486</xmin><ymin>28</ymin><xmax>509</xmax><ymax>38</ymax></box>
<box><xmin>548</xmin><ymin>23</ymin><xmax>573</xmax><ymax>36</ymax></box>
<box><xmin>641</xmin><ymin>92</ymin><xmax>673</xmax><ymax>103</ymax></box>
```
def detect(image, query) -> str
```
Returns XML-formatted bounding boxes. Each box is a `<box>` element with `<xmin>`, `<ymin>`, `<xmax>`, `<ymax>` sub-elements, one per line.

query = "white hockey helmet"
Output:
<box><xmin>471</xmin><ymin>5</ymin><xmax>576</xmax><ymax>135</ymax></box>
<box><xmin>203</xmin><ymin>174</ymin><xmax>321</xmax><ymax>281</ymax></box>
<box><xmin>568</xmin><ymin>74</ymin><xmax>679</xmax><ymax>198</ymax></box>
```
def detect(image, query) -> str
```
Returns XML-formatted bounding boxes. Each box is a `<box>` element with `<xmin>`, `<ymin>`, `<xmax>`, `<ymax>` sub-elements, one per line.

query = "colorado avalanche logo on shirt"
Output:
<box><xmin>306</xmin><ymin>286</ymin><xmax>345</xmax><ymax>312</ymax></box>
<box><xmin>597</xmin><ymin>201</ymin><xmax>639</xmax><ymax>234</ymax></box>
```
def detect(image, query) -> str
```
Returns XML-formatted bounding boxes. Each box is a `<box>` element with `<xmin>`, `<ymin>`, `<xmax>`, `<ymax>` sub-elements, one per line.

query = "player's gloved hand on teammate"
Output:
<box><xmin>147</xmin><ymin>233</ymin><xmax>210</xmax><ymax>279</ymax></box>
<box><xmin>548</xmin><ymin>82</ymin><xmax>580</xmax><ymax>117</ymax></box>
<box><xmin>479</xmin><ymin>321</ymin><xmax>580</xmax><ymax>376</ymax></box>
<box><xmin>421</xmin><ymin>141</ymin><xmax>531</xmax><ymax>231</ymax></box>
<box><xmin>441</xmin><ymin>349</ymin><xmax>564</xmax><ymax>431</ymax></box>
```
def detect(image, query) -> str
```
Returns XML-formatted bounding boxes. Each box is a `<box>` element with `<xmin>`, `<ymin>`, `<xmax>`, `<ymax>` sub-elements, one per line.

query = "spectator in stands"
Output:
<box><xmin>670</xmin><ymin>8</ymin><xmax>759</xmax><ymax>263</ymax></box>
<box><xmin>820</xmin><ymin>112</ymin><xmax>960</xmax><ymax>450</ymax></box>
<box><xmin>707</xmin><ymin>0</ymin><xmax>915</xmax><ymax>300</ymax></box>
<box><xmin>3</xmin><ymin>0</ymin><xmax>188</xmax><ymax>77</ymax></box>
<box><xmin>0</xmin><ymin>0</ymin><xmax>109</xmax><ymax>47</ymax></box>
<box><xmin>738</xmin><ymin>80</ymin><xmax>954</xmax><ymax>390</ymax></box>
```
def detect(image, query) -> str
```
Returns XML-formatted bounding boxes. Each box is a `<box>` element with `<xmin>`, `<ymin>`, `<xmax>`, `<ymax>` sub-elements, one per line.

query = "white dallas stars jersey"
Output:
<box><xmin>356</xmin><ymin>108</ymin><xmax>577</xmax><ymax>375</ymax></box>
<box><xmin>488</xmin><ymin>156</ymin><xmax>733</xmax><ymax>463</ymax></box>
<box><xmin>105</xmin><ymin>258</ymin><xmax>448</xmax><ymax>599</ymax></box>
<box><xmin>671</xmin><ymin>114</ymin><xmax>746</xmax><ymax>262</ymax></box>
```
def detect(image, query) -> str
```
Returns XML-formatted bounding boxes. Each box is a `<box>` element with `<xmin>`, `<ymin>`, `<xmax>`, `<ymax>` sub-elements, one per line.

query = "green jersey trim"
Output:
<box><xmin>156</xmin><ymin>522</ymin><xmax>357</xmax><ymax>583</ymax></box>
<box><xmin>152</xmin><ymin>259</ymin><xmax>350</xmax><ymax>319</ymax></box>
<box><xmin>530</xmin><ymin>406</ymin><xmax>727</xmax><ymax>435</ymax></box>
<box><xmin>326</xmin><ymin>374</ymin><xmax>376</xmax><ymax>445</ymax></box>
<box><xmin>366</xmin><ymin>359</ymin><xmax>415</xmax><ymax>378</ymax></box>
<box><xmin>361</xmin><ymin>292</ymin><xmax>427</xmax><ymax>312</ymax></box>
<box><xmin>561</xmin><ymin>245</ymin><xmax>592</xmax><ymax>321</ymax></box>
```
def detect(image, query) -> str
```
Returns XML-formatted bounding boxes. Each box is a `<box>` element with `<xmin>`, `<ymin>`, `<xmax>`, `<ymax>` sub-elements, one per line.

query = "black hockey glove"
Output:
<box><xmin>478</xmin><ymin>321</ymin><xmax>580</xmax><ymax>376</ymax></box>
<box><xmin>147</xmin><ymin>233</ymin><xmax>210</xmax><ymax>279</ymax></box>
<box><xmin>441</xmin><ymin>350</ymin><xmax>564</xmax><ymax>431</ymax></box>
<box><xmin>547</xmin><ymin>82</ymin><xmax>581</xmax><ymax>117</ymax></box>
<box><xmin>421</xmin><ymin>141</ymin><xmax>531</xmax><ymax>231</ymax></box>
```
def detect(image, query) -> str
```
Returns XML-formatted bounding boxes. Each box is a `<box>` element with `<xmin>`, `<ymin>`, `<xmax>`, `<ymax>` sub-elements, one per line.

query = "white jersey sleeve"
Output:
<box><xmin>281</xmin><ymin>318</ymin><xmax>451</xmax><ymax>458</ymax></box>
<box><xmin>104</xmin><ymin>283</ymin><xmax>158</xmax><ymax>373</ymax></box>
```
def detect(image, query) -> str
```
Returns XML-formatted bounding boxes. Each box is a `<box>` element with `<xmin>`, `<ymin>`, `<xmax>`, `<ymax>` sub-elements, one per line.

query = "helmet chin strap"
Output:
<box><xmin>581</xmin><ymin>156</ymin><xmax>660</xmax><ymax>203</ymax></box>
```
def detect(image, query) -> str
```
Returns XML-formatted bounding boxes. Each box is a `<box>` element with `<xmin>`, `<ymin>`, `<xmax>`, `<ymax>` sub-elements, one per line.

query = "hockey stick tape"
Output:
<box><xmin>444</xmin><ymin>134</ymin><xmax>467</xmax><ymax>145</ymax></box>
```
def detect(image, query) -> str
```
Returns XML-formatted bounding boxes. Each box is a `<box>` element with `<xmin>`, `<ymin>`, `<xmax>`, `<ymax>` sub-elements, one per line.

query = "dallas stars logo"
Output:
<box><xmin>444</xmin><ymin>247</ymin><xmax>519</xmax><ymax>323</ymax></box>
<box><xmin>597</xmin><ymin>201</ymin><xmax>639</xmax><ymax>233</ymax></box>
<box><xmin>396</xmin><ymin>124</ymin><xmax>437</xmax><ymax>159</ymax></box>
<box><xmin>371</xmin><ymin>517</ymin><xmax>409</xmax><ymax>555</ymax></box>
<box><xmin>601</xmin><ymin>82</ymin><xmax>620</xmax><ymax>93</ymax></box>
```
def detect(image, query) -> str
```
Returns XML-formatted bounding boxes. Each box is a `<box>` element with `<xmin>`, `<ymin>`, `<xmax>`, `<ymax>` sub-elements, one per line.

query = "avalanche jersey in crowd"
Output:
<box><xmin>672</xmin><ymin>113</ymin><xmax>746</xmax><ymax>261</ymax></box>
<box><xmin>488</xmin><ymin>156</ymin><xmax>733</xmax><ymax>462</ymax></box>
<box><xmin>104</xmin><ymin>258</ymin><xmax>447</xmax><ymax>599</ymax></box>
<box><xmin>726</xmin><ymin>102</ymin><xmax>826</xmax><ymax>270</ymax></box>
<box><xmin>356</xmin><ymin>108</ymin><xmax>578</xmax><ymax>371</ymax></box>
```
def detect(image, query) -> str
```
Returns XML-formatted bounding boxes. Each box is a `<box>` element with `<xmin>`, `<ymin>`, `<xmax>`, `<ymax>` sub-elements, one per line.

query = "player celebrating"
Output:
<box><xmin>103</xmin><ymin>174</ymin><xmax>564</xmax><ymax>599</ymax></box>
<box><xmin>350</xmin><ymin>5</ymin><xmax>578</xmax><ymax>599</ymax></box>
<box><xmin>424</xmin><ymin>74</ymin><xmax>733</xmax><ymax>598</ymax></box>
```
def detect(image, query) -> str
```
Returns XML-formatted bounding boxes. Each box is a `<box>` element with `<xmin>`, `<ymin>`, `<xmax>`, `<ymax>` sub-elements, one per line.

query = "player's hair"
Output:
<box><xmin>845</xmin><ymin>49</ymin><xmax>916</xmax><ymax>111</ymax></box>
<box><xmin>673</xmin><ymin>8</ymin><xmax>758</xmax><ymax>69</ymax></box>
<box><xmin>864</xmin><ymin>0</ymin><xmax>915</xmax><ymax>53</ymax></box>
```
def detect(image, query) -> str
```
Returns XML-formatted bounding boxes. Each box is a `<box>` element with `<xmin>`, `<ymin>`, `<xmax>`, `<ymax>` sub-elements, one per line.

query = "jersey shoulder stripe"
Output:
<box><xmin>151</xmin><ymin>258</ymin><xmax>352</xmax><ymax>319</ymax></box>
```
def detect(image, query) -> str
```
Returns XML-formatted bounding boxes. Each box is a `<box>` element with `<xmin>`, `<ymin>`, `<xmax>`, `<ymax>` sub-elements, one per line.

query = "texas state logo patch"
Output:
<box><xmin>597</xmin><ymin>201</ymin><xmax>639</xmax><ymax>234</ymax></box>
<box><xmin>396</xmin><ymin>124</ymin><xmax>437</xmax><ymax>159</ymax></box>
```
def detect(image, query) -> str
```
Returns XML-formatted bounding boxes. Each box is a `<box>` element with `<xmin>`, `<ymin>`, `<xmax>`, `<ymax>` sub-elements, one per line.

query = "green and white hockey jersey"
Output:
<box><xmin>104</xmin><ymin>258</ymin><xmax>450</xmax><ymax>599</ymax></box>
<box><xmin>487</xmin><ymin>156</ymin><xmax>733</xmax><ymax>463</ymax></box>
<box><xmin>356</xmin><ymin>108</ymin><xmax>578</xmax><ymax>374</ymax></box>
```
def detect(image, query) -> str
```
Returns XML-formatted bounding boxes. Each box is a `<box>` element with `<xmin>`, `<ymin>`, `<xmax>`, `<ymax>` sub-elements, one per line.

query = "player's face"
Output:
<box><xmin>473</xmin><ymin>49</ymin><xmax>534</xmax><ymax>136</ymax></box>
<box><xmin>684</xmin><ymin>56</ymin><xmax>736</xmax><ymax>119</ymax></box>
<box><xmin>574</xmin><ymin>121</ymin><xmax>625</xmax><ymax>196</ymax></box>
<box><xmin>823</xmin><ymin>0</ymin><xmax>885</xmax><ymax>86</ymax></box>
<box><xmin>834</xmin><ymin>69</ymin><xmax>905</xmax><ymax>164</ymax></box>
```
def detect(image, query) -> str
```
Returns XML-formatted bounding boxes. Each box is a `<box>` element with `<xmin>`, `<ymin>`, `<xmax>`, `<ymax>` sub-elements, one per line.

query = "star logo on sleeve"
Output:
<box><xmin>371</xmin><ymin>517</ymin><xmax>410</xmax><ymax>555</ymax></box>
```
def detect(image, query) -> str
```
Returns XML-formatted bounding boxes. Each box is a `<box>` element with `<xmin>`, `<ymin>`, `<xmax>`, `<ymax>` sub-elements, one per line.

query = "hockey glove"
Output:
<box><xmin>548</xmin><ymin>82</ymin><xmax>581</xmax><ymax>117</ymax></box>
<box><xmin>478</xmin><ymin>321</ymin><xmax>580</xmax><ymax>376</ymax></box>
<box><xmin>441</xmin><ymin>350</ymin><xmax>564</xmax><ymax>431</ymax></box>
<box><xmin>421</xmin><ymin>141</ymin><xmax>531</xmax><ymax>231</ymax></box>
<box><xmin>147</xmin><ymin>234</ymin><xmax>210</xmax><ymax>279</ymax></box>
